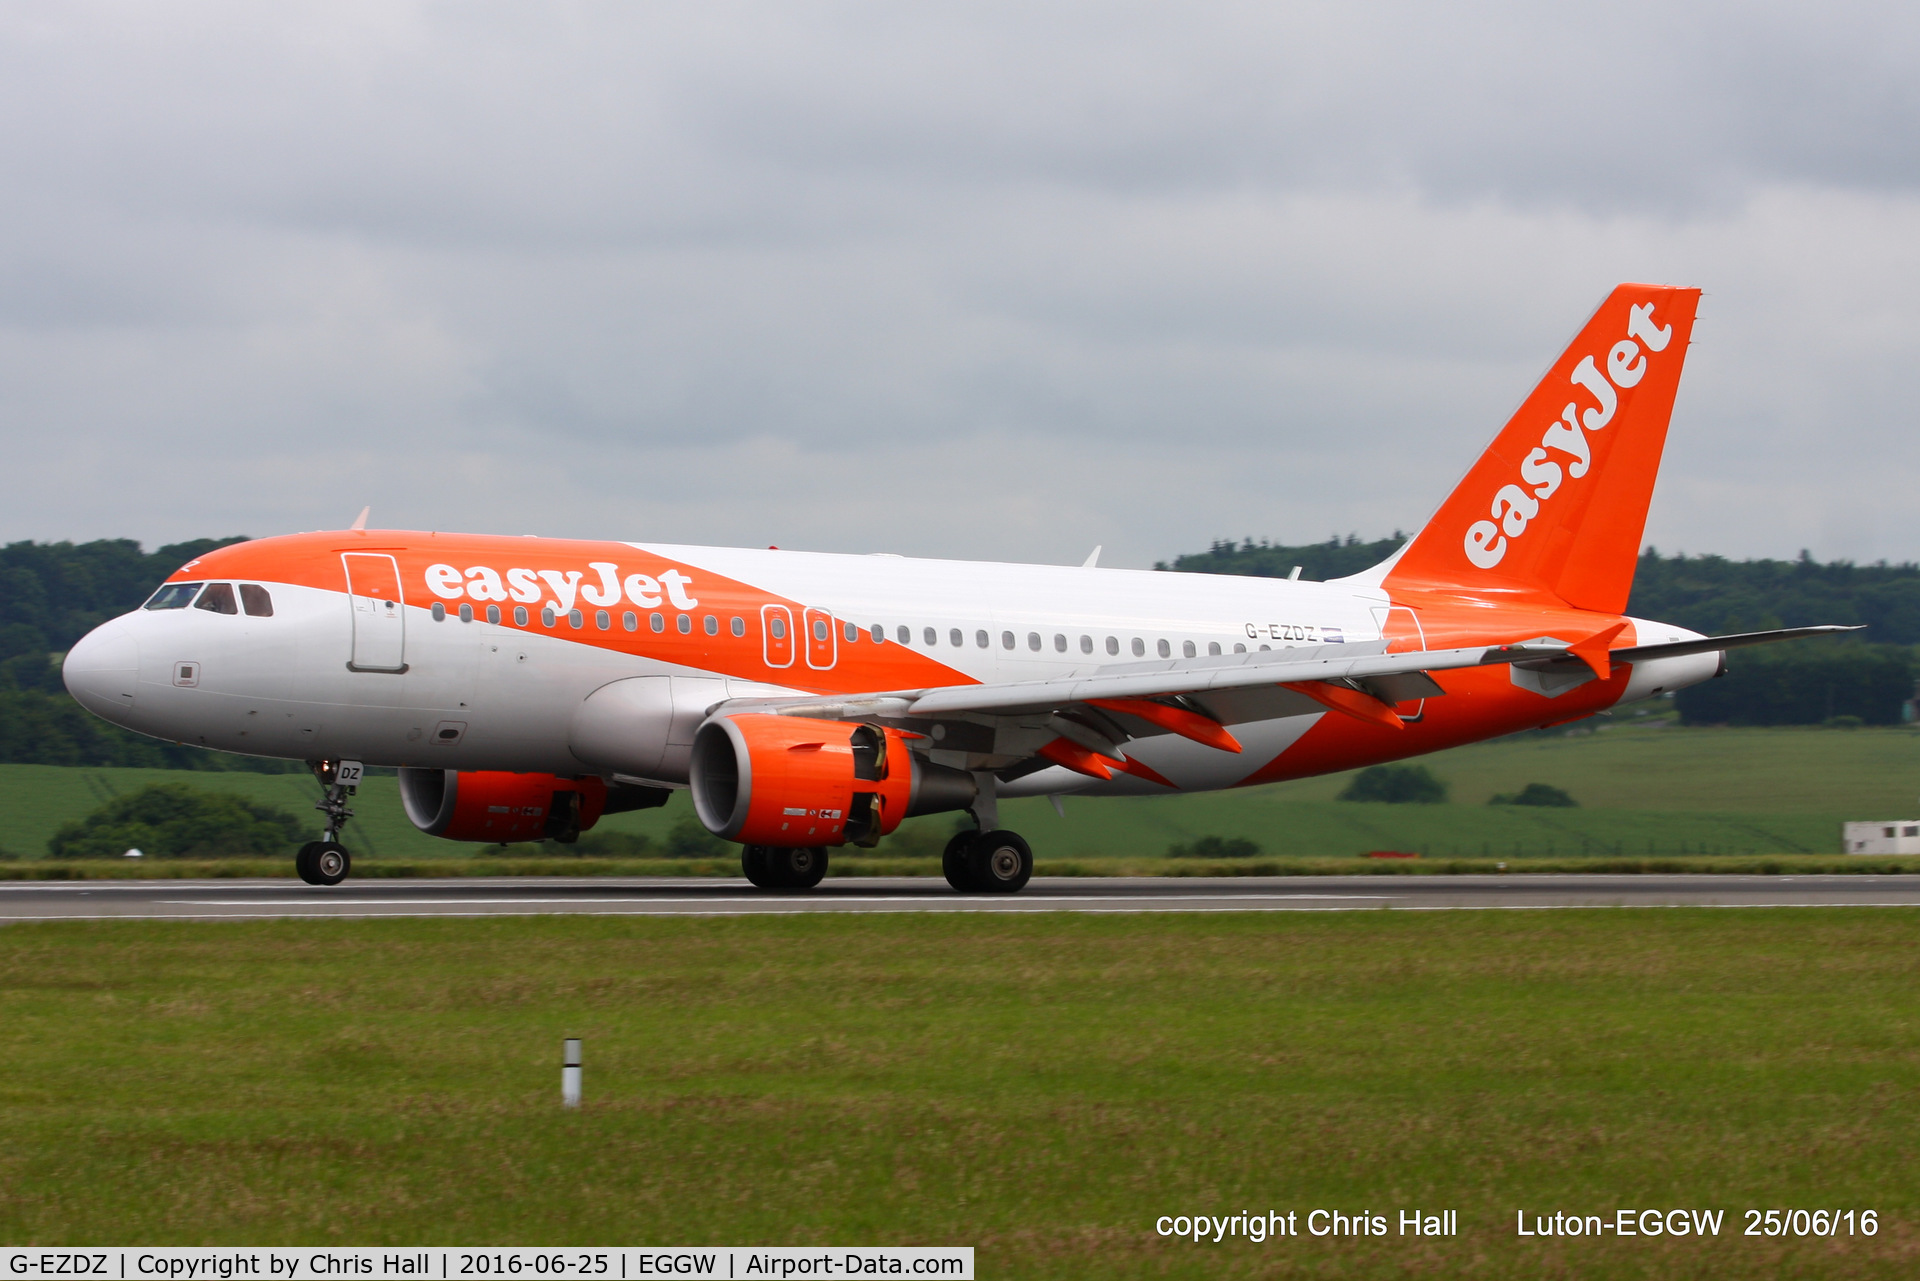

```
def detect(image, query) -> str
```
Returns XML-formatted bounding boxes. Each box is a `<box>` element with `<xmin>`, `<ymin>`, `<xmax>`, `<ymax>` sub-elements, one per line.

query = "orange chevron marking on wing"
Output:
<box><xmin>1086</xmin><ymin>698</ymin><xmax>1242</xmax><ymax>753</ymax></box>
<box><xmin>1111</xmin><ymin>752</ymin><xmax>1177</xmax><ymax>788</ymax></box>
<box><xmin>1284</xmin><ymin>681</ymin><xmax>1406</xmax><ymax>731</ymax></box>
<box><xmin>1037</xmin><ymin>737</ymin><xmax>1114</xmax><ymax>780</ymax></box>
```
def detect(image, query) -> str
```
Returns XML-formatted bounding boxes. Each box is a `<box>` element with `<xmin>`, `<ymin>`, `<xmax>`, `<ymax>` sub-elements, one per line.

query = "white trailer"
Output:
<box><xmin>1843</xmin><ymin>821</ymin><xmax>1920</xmax><ymax>854</ymax></box>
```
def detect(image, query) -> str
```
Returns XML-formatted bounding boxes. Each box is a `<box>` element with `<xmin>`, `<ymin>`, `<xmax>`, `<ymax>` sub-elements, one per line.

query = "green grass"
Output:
<box><xmin>5</xmin><ymin>722</ymin><xmax>1917</xmax><ymax>861</ymax></box>
<box><xmin>1</xmin><ymin>911</ymin><xmax>1916</xmax><ymax>1277</ymax></box>
<box><xmin>8</xmin><ymin>854</ymin><xmax>1920</xmax><ymax>880</ymax></box>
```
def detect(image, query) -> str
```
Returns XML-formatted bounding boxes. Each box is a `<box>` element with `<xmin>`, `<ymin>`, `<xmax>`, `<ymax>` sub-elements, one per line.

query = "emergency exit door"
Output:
<box><xmin>343</xmin><ymin>553</ymin><xmax>408</xmax><ymax>673</ymax></box>
<box><xmin>1369</xmin><ymin>604</ymin><xmax>1426</xmax><ymax>721</ymax></box>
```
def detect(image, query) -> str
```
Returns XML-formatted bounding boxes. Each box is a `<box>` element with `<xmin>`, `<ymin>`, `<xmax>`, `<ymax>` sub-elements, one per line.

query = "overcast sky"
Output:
<box><xmin>4</xmin><ymin>2</ymin><xmax>1919</xmax><ymax>568</ymax></box>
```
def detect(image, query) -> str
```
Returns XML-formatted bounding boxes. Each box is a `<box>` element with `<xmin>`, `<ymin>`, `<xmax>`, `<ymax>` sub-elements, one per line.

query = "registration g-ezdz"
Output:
<box><xmin>9</xmin><ymin>1258</ymin><xmax>112</xmax><ymax>1276</ymax></box>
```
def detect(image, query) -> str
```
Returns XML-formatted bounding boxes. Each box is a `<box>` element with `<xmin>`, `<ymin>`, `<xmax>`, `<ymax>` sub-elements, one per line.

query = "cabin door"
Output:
<box><xmin>343</xmin><ymin>553</ymin><xmax>408</xmax><ymax>673</ymax></box>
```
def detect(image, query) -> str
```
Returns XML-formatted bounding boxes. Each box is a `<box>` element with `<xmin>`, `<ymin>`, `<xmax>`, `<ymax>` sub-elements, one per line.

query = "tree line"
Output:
<box><xmin>1165</xmin><ymin>536</ymin><xmax>1920</xmax><ymax>725</ymax></box>
<box><xmin>0</xmin><ymin>535</ymin><xmax>1915</xmax><ymax>761</ymax></box>
<box><xmin>0</xmin><ymin>536</ymin><xmax>298</xmax><ymax>769</ymax></box>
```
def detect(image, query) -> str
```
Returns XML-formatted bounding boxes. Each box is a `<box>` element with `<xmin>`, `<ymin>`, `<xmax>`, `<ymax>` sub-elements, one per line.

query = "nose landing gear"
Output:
<box><xmin>295</xmin><ymin>840</ymin><xmax>351</xmax><ymax>886</ymax></box>
<box><xmin>299</xmin><ymin>759</ymin><xmax>362</xmax><ymax>886</ymax></box>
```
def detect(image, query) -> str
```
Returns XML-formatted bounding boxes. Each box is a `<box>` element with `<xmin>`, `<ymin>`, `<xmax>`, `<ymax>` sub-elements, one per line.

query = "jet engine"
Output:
<box><xmin>689</xmin><ymin>713</ymin><xmax>975</xmax><ymax>847</ymax></box>
<box><xmin>398</xmin><ymin>769</ymin><xmax>666</xmax><ymax>844</ymax></box>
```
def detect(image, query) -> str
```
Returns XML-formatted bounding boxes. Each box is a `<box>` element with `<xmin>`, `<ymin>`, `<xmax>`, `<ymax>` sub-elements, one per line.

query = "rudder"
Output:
<box><xmin>1385</xmin><ymin>284</ymin><xmax>1701</xmax><ymax>613</ymax></box>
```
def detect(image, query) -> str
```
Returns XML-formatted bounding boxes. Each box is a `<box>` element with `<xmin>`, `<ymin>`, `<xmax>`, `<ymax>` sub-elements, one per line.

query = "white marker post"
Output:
<box><xmin>562</xmin><ymin>1037</ymin><xmax>582</xmax><ymax>1108</ymax></box>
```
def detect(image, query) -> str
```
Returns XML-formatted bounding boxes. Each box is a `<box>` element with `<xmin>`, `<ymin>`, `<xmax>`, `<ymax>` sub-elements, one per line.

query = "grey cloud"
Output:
<box><xmin>3</xmin><ymin>2</ymin><xmax>1920</xmax><ymax>569</ymax></box>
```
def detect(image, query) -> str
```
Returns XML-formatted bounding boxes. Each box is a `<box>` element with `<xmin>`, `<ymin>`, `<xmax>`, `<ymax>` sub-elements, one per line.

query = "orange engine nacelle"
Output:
<box><xmin>398</xmin><ymin>769</ymin><xmax>608</xmax><ymax>843</ymax></box>
<box><xmin>688</xmin><ymin>714</ymin><xmax>923</xmax><ymax>848</ymax></box>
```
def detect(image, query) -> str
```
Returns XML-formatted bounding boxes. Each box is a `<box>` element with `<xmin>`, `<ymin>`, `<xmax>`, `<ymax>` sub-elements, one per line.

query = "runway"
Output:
<box><xmin>2</xmin><ymin>874</ymin><xmax>1919</xmax><ymax>921</ymax></box>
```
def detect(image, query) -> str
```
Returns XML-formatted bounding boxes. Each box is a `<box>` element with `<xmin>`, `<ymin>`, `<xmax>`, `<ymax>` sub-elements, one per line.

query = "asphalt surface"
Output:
<box><xmin>2</xmin><ymin>874</ymin><xmax>1919</xmax><ymax>921</ymax></box>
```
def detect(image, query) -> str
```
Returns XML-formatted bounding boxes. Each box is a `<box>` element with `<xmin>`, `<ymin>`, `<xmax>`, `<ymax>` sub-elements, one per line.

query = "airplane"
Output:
<box><xmin>60</xmin><ymin>283</ymin><xmax>1850</xmax><ymax>890</ymax></box>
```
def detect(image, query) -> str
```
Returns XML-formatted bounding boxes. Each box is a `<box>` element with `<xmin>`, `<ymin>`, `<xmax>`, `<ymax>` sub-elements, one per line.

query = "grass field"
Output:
<box><xmin>0</xmin><ymin>910</ymin><xmax>1915</xmax><ymax>1277</ymax></box>
<box><xmin>4</xmin><ymin>721</ymin><xmax>1917</xmax><ymax>861</ymax></box>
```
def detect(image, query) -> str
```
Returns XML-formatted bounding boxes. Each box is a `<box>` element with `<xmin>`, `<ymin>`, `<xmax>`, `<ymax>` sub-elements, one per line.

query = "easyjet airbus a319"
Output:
<box><xmin>61</xmin><ymin>284</ymin><xmax>1846</xmax><ymax>890</ymax></box>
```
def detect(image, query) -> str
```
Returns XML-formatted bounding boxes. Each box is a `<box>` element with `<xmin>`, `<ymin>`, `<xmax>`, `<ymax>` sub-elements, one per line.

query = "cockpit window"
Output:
<box><xmin>239</xmin><ymin>584</ymin><xmax>274</xmax><ymax>617</ymax></box>
<box><xmin>193</xmin><ymin>582</ymin><xmax>239</xmax><ymax>615</ymax></box>
<box><xmin>144</xmin><ymin>582</ymin><xmax>204</xmax><ymax>610</ymax></box>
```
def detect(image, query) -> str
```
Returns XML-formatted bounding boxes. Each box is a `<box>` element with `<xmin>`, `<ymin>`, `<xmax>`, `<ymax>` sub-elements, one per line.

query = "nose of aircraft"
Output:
<box><xmin>63</xmin><ymin>618</ymin><xmax>141</xmax><ymax>724</ymax></box>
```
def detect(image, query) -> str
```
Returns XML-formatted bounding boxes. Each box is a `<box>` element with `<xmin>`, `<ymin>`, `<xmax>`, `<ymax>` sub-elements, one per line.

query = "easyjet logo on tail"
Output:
<box><xmin>1463</xmin><ymin>304</ymin><xmax>1673</xmax><ymax>570</ymax></box>
<box><xmin>423</xmin><ymin>561</ymin><xmax>699</xmax><ymax>612</ymax></box>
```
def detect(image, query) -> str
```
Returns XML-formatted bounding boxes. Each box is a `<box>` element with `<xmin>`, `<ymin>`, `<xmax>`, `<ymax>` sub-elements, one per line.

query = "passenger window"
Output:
<box><xmin>1054</xmin><ymin>634</ymin><xmax>1066</xmax><ymax>652</ymax></box>
<box><xmin>1105</xmin><ymin>636</ymin><xmax>1119</xmax><ymax>655</ymax></box>
<box><xmin>924</xmin><ymin>628</ymin><xmax>936</xmax><ymax>646</ymax></box>
<box><xmin>1182</xmin><ymin>640</ymin><xmax>1196</xmax><ymax>658</ymax></box>
<box><xmin>1081</xmin><ymin>635</ymin><xmax>1093</xmax><ymax>654</ymax></box>
<box><xmin>486</xmin><ymin>605</ymin><xmax>501</xmax><ymax>624</ymax></box>
<box><xmin>870</xmin><ymin>623</ymin><xmax>884</xmax><ymax>643</ymax></box>
<box><xmin>813</xmin><ymin>619</ymin><xmax>829</xmax><ymax>641</ymax></box>
<box><xmin>1001</xmin><ymin>631</ymin><xmax>1014</xmax><ymax>650</ymax></box>
<box><xmin>144</xmin><ymin>582</ymin><xmax>204</xmax><ymax>610</ymax></box>
<box><xmin>1028</xmin><ymin>632</ymin><xmax>1041</xmax><ymax>651</ymax></box>
<box><xmin>193</xmin><ymin>583</ymin><xmax>239</xmax><ymax>615</ymax></box>
<box><xmin>843</xmin><ymin>621</ymin><xmax>858</xmax><ymax>643</ymax></box>
<box><xmin>899</xmin><ymin>626</ymin><xmax>912</xmax><ymax>644</ymax></box>
<box><xmin>597</xmin><ymin>610</ymin><xmax>611</xmax><ymax>630</ymax></box>
<box><xmin>652</xmin><ymin>612</ymin><xmax>667</xmax><ymax>633</ymax></box>
<box><xmin>1131</xmin><ymin>637</ymin><xmax>1145</xmax><ymax>657</ymax></box>
<box><xmin>1157</xmin><ymin>639</ymin><xmax>1171</xmax><ymax>658</ymax></box>
<box><xmin>678</xmin><ymin>614</ymin><xmax>693</xmax><ymax>634</ymax></box>
<box><xmin>1208</xmin><ymin>641</ymin><xmax>1222</xmax><ymax>656</ymax></box>
<box><xmin>733</xmin><ymin>617</ymin><xmax>747</xmax><ymax>637</ymax></box>
<box><xmin>705</xmin><ymin>615</ymin><xmax>720</xmax><ymax>636</ymax></box>
<box><xmin>949</xmin><ymin>628</ymin><xmax>962</xmax><ymax>647</ymax></box>
<box><xmin>1234</xmin><ymin>642</ymin><xmax>1247</xmax><ymax>653</ymax></box>
<box><xmin>238</xmin><ymin>584</ymin><xmax>274</xmax><ymax>617</ymax></box>
<box><xmin>624</xmin><ymin>612</ymin><xmax>638</xmax><ymax>632</ymax></box>
<box><xmin>459</xmin><ymin>603</ymin><xmax>474</xmax><ymax>623</ymax></box>
<box><xmin>975</xmin><ymin>630</ymin><xmax>989</xmax><ymax>648</ymax></box>
<box><xmin>515</xmin><ymin>606</ymin><xmax>529</xmax><ymax>626</ymax></box>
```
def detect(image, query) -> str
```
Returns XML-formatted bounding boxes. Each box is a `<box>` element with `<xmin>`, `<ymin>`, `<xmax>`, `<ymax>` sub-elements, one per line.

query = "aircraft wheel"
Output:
<box><xmin>767</xmin><ymin>845</ymin><xmax>828</xmax><ymax>890</ymax></box>
<box><xmin>296</xmin><ymin>841</ymin><xmax>350</xmax><ymax>886</ymax></box>
<box><xmin>967</xmin><ymin>829</ymin><xmax>1032</xmax><ymax>894</ymax></box>
<box><xmin>943</xmin><ymin>830</ymin><xmax>978</xmax><ymax>892</ymax></box>
<box><xmin>742</xmin><ymin>845</ymin><xmax>778</xmax><ymax>888</ymax></box>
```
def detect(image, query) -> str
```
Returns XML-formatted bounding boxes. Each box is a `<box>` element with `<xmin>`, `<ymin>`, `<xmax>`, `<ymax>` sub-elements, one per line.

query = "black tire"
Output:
<box><xmin>966</xmin><ymin>829</ymin><xmax>1032</xmax><ymax>894</ymax></box>
<box><xmin>943</xmin><ymin>830</ymin><xmax>978</xmax><ymax>892</ymax></box>
<box><xmin>742</xmin><ymin>845</ymin><xmax>777</xmax><ymax>888</ymax></box>
<box><xmin>298</xmin><ymin>841</ymin><xmax>350</xmax><ymax>886</ymax></box>
<box><xmin>769</xmin><ymin>845</ymin><xmax>828</xmax><ymax>890</ymax></box>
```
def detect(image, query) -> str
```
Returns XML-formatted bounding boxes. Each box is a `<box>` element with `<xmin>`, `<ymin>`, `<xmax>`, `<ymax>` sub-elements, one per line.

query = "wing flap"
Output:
<box><xmin>902</xmin><ymin>640</ymin><xmax>1566</xmax><ymax>717</ymax></box>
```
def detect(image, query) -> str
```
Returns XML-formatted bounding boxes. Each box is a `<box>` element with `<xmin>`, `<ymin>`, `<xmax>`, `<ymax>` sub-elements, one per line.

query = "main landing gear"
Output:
<box><xmin>943</xmin><ymin>828</ymin><xmax>1034</xmax><ymax>894</ymax></box>
<box><xmin>742</xmin><ymin>845</ymin><xmax>829</xmax><ymax>890</ymax></box>
<box><xmin>298</xmin><ymin>759</ymin><xmax>360</xmax><ymax>886</ymax></box>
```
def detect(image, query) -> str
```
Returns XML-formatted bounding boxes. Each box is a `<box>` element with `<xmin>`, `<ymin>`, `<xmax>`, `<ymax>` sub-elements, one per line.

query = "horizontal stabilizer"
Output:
<box><xmin>1610</xmin><ymin>625</ymin><xmax>1862</xmax><ymax>664</ymax></box>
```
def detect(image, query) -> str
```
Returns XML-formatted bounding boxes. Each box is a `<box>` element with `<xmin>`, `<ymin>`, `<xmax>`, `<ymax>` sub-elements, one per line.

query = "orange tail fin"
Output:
<box><xmin>1384</xmin><ymin>284</ymin><xmax>1701</xmax><ymax>613</ymax></box>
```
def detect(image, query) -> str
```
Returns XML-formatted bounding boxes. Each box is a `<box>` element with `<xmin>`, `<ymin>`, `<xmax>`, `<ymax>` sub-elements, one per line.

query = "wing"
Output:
<box><xmin>711</xmin><ymin>637</ymin><xmax>1575</xmax><ymax>782</ymax></box>
<box><xmin>707</xmin><ymin>622</ymin><xmax>1862</xmax><ymax>784</ymax></box>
